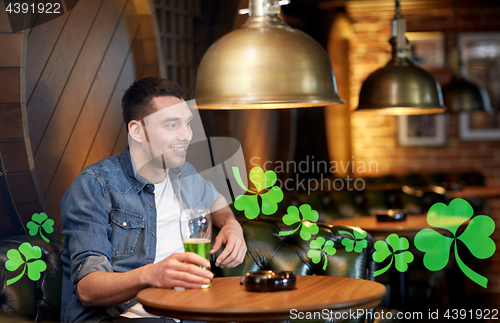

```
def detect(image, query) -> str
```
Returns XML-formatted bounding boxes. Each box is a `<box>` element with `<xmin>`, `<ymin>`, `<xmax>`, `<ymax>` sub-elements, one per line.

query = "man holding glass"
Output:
<box><xmin>60</xmin><ymin>77</ymin><xmax>247</xmax><ymax>323</ymax></box>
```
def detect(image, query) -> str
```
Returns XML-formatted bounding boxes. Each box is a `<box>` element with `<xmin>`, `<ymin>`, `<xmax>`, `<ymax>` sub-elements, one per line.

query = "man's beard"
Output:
<box><xmin>150</xmin><ymin>151</ymin><xmax>185</xmax><ymax>170</ymax></box>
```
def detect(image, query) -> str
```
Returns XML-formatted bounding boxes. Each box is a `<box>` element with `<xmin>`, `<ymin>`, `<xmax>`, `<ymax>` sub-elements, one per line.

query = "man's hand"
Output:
<box><xmin>77</xmin><ymin>252</ymin><xmax>213</xmax><ymax>307</ymax></box>
<box><xmin>210</xmin><ymin>217</ymin><xmax>247</xmax><ymax>268</ymax></box>
<box><xmin>146</xmin><ymin>252</ymin><xmax>214</xmax><ymax>288</ymax></box>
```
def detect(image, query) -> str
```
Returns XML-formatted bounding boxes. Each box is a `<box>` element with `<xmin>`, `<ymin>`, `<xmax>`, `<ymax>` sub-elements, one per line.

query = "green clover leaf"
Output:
<box><xmin>307</xmin><ymin>237</ymin><xmax>337</xmax><ymax>270</ymax></box>
<box><xmin>414</xmin><ymin>229</ymin><xmax>453</xmax><ymax>271</ymax></box>
<box><xmin>260</xmin><ymin>186</ymin><xmax>283</xmax><ymax>215</ymax></box>
<box><xmin>373</xmin><ymin>233</ymin><xmax>414</xmax><ymax>276</ymax></box>
<box><xmin>340</xmin><ymin>227</ymin><xmax>368</xmax><ymax>253</ymax></box>
<box><xmin>279</xmin><ymin>204</ymin><xmax>319</xmax><ymax>241</ymax></box>
<box><xmin>248</xmin><ymin>167</ymin><xmax>277</xmax><ymax>192</ymax></box>
<box><xmin>5</xmin><ymin>249</ymin><xmax>24</xmax><ymax>272</ymax></box>
<box><xmin>26</xmin><ymin>212</ymin><xmax>54</xmax><ymax>243</ymax></box>
<box><xmin>5</xmin><ymin>242</ymin><xmax>47</xmax><ymax>285</ymax></box>
<box><xmin>233</xmin><ymin>167</ymin><xmax>284</xmax><ymax>219</ymax></box>
<box><xmin>415</xmin><ymin>198</ymin><xmax>496</xmax><ymax>288</ymax></box>
<box><xmin>234</xmin><ymin>194</ymin><xmax>260</xmax><ymax>220</ymax></box>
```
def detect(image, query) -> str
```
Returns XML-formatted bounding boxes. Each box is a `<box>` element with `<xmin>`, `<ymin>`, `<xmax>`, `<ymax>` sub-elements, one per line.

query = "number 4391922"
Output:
<box><xmin>6</xmin><ymin>2</ymin><xmax>62</xmax><ymax>14</ymax></box>
<box><xmin>444</xmin><ymin>309</ymin><xmax>498</xmax><ymax>320</ymax></box>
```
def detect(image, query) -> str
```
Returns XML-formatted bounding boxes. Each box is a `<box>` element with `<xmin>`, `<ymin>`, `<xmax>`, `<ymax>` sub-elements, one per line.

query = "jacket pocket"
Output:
<box><xmin>109</xmin><ymin>210</ymin><xmax>145</xmax><ymax>256</ymax></box>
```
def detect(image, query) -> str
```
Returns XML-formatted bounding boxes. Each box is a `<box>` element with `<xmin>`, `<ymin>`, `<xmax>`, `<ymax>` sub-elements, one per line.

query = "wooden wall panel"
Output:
<box><xmin>0</xmin><ymin>3</ymin><xmax>34</xmax><ymax>236</ymax></box>
<box><xmin>34</xmin><ymin>0</ymin><xmax>128</xmax><ymax>195</ymax></box>
<box><xmin>25</xmin><ymin>14</ymin><xmax>69</xmax><ymax>100</ymax></box>
<box><xmin>5</xmin><ymin>170</ymin><xmax>46</xmax><ymax>227</ymax></box>
<box><xmin>84</xmin><ymin>52</ymin><xmax>137</xmax><ymax>167</ymax></box>
<box><xmin>6</xmin><ymin>172</ymin><xmax>39</xmax><ymax>203</ymax></box>
<box><xmin>0</xmin><ymin>3</ymin><xmax>29</xmax><ymax>35</ymax></box>
<box><xmin>27</xmin><ymin>0</ymin><xmax>102</xmax><ymax>150</ymax></box>
<box><xmin>44</xmin><ymin>0</ymin><xmax>142</xmax><ymax>228</ymax></box>
<box><xmin>0</xmin><ymin>69</ymin><xmax>22</xmax><ymax>103</ymax></box>
<box><xmin>0</xmin><ymin>0</ymin><xmax>162</xmax><ymax>236</ymax></box>
<box><xmin>0</xmin><ymin>34</ymin><xmax>25</xmax><ymax>67</ymax></box>
<box><xmin>0</xmin><ymin>104</ymin><xmax>27</xmax><ymax>140</ymax></box>
<box><xmin>112</xmin><ymin>124</ymin><xmax>129</xmax><ymax>156</ymax></box>
<box><xmin>46</xmin><ymin>53</ymin><xmax>137</xmax><ymax>226</ymax></box>
<box><xmin>0</xmin><ymin>139</ymin><xmax>33</xmax><ymax>173</ymax></box>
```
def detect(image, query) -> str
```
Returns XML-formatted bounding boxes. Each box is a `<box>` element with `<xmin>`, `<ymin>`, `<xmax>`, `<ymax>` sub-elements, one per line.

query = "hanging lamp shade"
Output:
<box><xmin>195</xmin><ymin>0</ymin><xmax>343</xmax><ymax>109</ymax></box>
<box><xmin>442</xmin><ymin>76</ymin><xmax>492</xmax><ymax>113</ymax></box>
<box><xmin>357</xmin><ymin>57</ymin><xmax>446</xmax><ymax>115</ymax></box>
<box><xmin>355</xmin><ymin>0</ymin><xmax>446</xmax><ymax>115</ymax></box>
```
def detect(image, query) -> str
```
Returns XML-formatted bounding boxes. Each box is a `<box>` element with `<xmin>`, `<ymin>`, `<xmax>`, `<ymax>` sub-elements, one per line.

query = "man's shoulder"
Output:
<box><xmin>82</xmin><ymin>152</ymin><xmax>125</xmax><ymax>177</ymax></box>
<box><xmin>74</xmin><ymin>152</ymin><xmax>131</xmax><ymax>191</ymax></box>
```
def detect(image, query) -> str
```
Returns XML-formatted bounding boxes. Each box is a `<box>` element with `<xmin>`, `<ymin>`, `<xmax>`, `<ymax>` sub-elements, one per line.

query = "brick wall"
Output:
<box><xmin>346</xmin><ymin>1</ymin><xmax>500</xmax><ymax>302</ymax></box>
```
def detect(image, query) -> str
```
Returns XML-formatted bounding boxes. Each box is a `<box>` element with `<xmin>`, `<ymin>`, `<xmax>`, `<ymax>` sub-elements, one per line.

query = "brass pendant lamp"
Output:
<box><xmin>356</xmin><ymin>0</ymin><xmax>446</xmax><ymax>115</ymax></box>
<box><xmin>442</xmin><ymin>8</ymin><xmax>492</xmax><ymax>114</ymax></box>
<box><xmin>442</xmin><ymin>76</ymin><xmax>492</xmax><ymax>113</ymax></box>
<box><xmin>195</xmin><ymin>0</ymin><xmax>343</xmax><ymax>109</ymax></box>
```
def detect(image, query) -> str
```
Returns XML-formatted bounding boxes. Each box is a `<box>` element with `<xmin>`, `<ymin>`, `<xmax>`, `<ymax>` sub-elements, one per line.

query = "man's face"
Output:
<box><xmin>141</xmin><ymin>96</ymin><xmax>193</xmax><ymax>170</ymax></box>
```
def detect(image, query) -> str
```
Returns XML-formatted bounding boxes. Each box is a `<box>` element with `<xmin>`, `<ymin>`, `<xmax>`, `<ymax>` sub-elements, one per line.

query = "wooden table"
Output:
<box><xmin>448</xmin><ymin>186</ymin><xmax>500</xmax><ymax>199</ymax></box>
<box><xmin>327</xmin><ymin>215</ymin><xmax>467</xmax><ymax>312</ymax></box>
<box><xmin>327</xmin><ymin>215</ymin><xmax>468</xmax><ymax>237</ymax></box>
<box><xmin>137</xmin><ymin>276</ymin><xmax>386</xmax><ymax>322</ymax></box>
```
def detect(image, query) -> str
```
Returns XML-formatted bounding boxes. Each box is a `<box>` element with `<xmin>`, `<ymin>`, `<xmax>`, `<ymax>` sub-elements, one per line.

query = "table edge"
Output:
<box><xmin>137</xmin><ymin>276</ymin><xmax>386</xmax><ymax>322</ymax></box>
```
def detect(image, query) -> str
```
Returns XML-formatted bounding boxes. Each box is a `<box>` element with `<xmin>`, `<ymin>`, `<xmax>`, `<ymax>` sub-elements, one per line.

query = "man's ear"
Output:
<box><xmin>128</xmin><ymin>120</ymin><xmax>145</xmax><ymax>144</ymax></box>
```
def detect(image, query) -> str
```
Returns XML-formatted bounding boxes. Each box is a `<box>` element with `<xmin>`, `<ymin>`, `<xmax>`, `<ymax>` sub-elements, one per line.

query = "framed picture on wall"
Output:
<box><xmin>458</xmin><ymin>32</ymin><xmax>500</xmax><ymax>141</ymax></box>
<box><xmin>459</xmin><ymin>112</ymin><xmax>500</xmax><ymax>141</ymax></box>
<box><xmin>406</xmin><ymin>32</ymin><xmax>446</xmax><ymax>69</ymax></box>
<box><xmin>397</xmin><ymin>114</ymin><xmax>448</xmax><ymax>147</ymax></box>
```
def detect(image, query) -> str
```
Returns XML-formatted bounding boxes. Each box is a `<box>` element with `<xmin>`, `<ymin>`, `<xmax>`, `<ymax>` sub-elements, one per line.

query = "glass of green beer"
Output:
<box><xmin>180</xmin><ymin>208</ymin><xmax>212</xmax><ymax>288</ymax></box>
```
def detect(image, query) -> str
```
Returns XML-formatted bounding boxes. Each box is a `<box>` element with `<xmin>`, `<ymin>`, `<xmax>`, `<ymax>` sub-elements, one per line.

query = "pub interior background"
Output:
<box><xmin>0</xmin><ymin>0</ymin><xmax>500</xmax><ymax>320</ymax></box>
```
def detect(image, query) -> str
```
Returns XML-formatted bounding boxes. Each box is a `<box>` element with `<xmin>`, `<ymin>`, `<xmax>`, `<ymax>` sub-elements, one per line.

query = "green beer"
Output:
<box><xmin>183</xmin><ymin>238</ymin><xmax>212</xmax><ymax>288</ymax></box>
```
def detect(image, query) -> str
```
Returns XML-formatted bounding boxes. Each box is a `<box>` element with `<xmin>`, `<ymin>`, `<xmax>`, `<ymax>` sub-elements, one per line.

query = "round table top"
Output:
<box><xmin>327</xmin><ymin>215</ymin><xmax>467</xmax><ymax>236</ymax></box>
<box><xmin>137</xmin><ymin>276</ymin><xmax>386</xmax><ymax>322</ymax></box>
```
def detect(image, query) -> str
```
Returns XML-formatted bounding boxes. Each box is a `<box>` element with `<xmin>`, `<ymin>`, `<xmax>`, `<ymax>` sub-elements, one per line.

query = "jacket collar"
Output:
<box><xmin>120</xmin><ymin>146</ymin><xmax>193</xmax><ymax>193</ymax></box>
<box><xmin>120</xmin><ymin>146</ymin><xmax>147</xmax><ymax>193</ymax></box>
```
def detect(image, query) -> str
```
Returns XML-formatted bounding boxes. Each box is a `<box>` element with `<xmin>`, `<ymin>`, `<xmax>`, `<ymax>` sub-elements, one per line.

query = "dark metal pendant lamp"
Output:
<box><xmin>442</xmin><ymin>1</ymin><xmax>492</xmax><ymax>114</ymax></box>
<box><xmin>355</xmin><ymin>0</ymin><xmax>446</xmax><ymax>115</ymax></box>
<box><xmin>195</xmin><ymin>0</ymin><xmax>343</xmax><ymax>109</ymax></box>
<box><xmin>442</xmin><ymin>75</ymin><xmax>492</xmax><ymax>113</ymax></box>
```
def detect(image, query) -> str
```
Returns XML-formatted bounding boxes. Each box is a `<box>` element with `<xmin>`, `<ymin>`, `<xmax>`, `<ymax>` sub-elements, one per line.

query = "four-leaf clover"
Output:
<box><xmin>233</xmin><ymin>167</ymin><xmax>284</xmax><ymax>219</ymax></box>
<box><xmin>340</xmin><ymin>227</ymin><xmax>368</xmax><ymax>253</ymax></box>
<box><xmin>414</xmin><ymin>198</ymin><xmax>495</xmax><ymax>288</ymax></box>
<box><xmin>308</xmin><ymin>237</ymin><xmax>337</xmax><ymax>270</ymax></box>
<box><xmin>5</xmin><ymin>242</ymin><xmax>47</xmax><ymax>285</ymax></box>
<box><xmin>279</xmin><ymin>204</ymin><xmax>319</xmax><ymax>240</ymax></box>
<box><xmin>27</xmin><ymin>212</ymin><xmax>54</xmax><ymax>243</ymax></box>
<box><xmin>373</xmin><ymin>233</ymin><xmax>414</xmax><ymax>276</ymax></box>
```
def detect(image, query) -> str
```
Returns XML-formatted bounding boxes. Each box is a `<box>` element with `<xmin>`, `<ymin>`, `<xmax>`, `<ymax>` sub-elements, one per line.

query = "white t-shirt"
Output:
<box><xmin>153</xmin><ymin>175</ymin><xmax>185</xmax><ymax>263</ymax></box>
<box><xmin>122</xmin><ymin>175</ymin><xmax>184</xmax><ymax>319</ymax></box>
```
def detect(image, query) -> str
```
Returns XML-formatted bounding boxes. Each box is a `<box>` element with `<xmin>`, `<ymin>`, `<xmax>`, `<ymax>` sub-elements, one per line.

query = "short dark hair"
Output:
<box><xmin>122</xmin><ymin>77</ymin><xmax>184</xmax><ymax>130</ymax></box>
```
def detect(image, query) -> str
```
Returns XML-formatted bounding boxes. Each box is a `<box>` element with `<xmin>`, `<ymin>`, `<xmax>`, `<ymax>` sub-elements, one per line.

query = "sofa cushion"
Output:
<box><xmin>0</xmin><ymin>233</ymin><xmax>64</xmax><ymax>322</ymax></box>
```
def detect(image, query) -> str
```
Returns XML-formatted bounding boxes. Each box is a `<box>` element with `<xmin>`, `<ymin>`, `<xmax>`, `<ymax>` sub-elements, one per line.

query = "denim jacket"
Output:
<box><xmin>60</xmin><ymin>147</ymin><xmax>219</xmax><ymax>323</ymax></box>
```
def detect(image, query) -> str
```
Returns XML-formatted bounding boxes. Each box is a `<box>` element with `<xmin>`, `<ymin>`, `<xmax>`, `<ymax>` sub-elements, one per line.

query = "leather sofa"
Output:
<box><xmin>0</xmin><ymin>219</ymin><xmax>378</xmax><ymax>323</ymax></box>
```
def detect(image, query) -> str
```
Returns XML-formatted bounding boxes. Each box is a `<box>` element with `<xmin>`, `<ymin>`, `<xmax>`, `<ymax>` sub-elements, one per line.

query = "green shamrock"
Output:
<box><xmin>340</xmin><ymin>227</ymin><xmax>368</xmax><ymax>253</ymax></box>
<box><xmin>233</xmin><ymin>167</ymin><xmax>284</xmax><ymax>219</ymax></box>
<box><xmin>308</xmin><ymin>237</ymin><xmax>337</xmax><ymax>270</ymax></box>
<box><xmin>373</xmin><ymin>233</ymin><xmax>414</xmax><ymax>276</ymax></box>
<box><xmin>414</xmin><ymin>198</ymin><xmax>496</xmax><ymax>288</ymax></box>
<box><xmin>26</xmin><ymin>212</ymin><xmax>54</xmax><ymax>243</ymax></box>
<box><xmin>279</xmin><ymin>204</ymin><xmax>319</xmax><ymax>241</ymax></box>
<box><xmin>5</xmin><ymin>242</ymin><xmax>47</xmax><ymax>285</ymax></box>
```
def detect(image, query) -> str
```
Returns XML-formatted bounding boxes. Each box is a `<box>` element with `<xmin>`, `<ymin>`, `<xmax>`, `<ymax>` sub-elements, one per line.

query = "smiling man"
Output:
<box><xmin>60</xmin><ymin>77</ymin><xmax>247</xmax><ymax>323</ymax></box>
